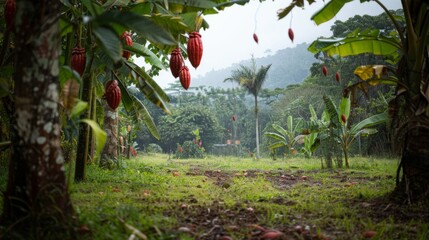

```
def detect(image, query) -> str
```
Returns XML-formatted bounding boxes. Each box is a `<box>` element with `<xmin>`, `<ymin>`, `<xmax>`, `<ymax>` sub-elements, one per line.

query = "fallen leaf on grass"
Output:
<box><xmin>262</xmin><ymin>231</ymin><xmax>283</xmax><ymax>239</ymax></box>
<box><xmin>172</xmin><ymin>171</ymin><xmax>180</xmax><ymax>177</ymax></box>
<box><xmin>363</xmin><ymin>230</ymin><xmax>377</xmax><ymax>238</ymax></box>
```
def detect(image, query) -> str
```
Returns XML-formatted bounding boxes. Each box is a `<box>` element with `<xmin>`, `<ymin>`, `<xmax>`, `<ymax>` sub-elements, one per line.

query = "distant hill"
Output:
<box><xmin>192</xmin><ymin>43</ymin><xmax>316</xmax><ymax>89</ymax></box>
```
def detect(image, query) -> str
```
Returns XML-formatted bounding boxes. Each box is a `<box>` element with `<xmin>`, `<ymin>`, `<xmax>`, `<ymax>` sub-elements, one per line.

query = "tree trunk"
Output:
<box><xmin>74</xmin><ymin>72</ymin><xmax>93</xmax><ymax>181</ymax></box>
<box><xmin>1</xmin><ymin>0</ymin><xmax>73</xmax><ymax>234</ymax></box>
<box><xmin>255</xmin><ymin>95</ymin><xmax>260</xmax><ymax>159</ymax></box>
<box><xmin>100</xmin><ymin>102</ymin><xmax>118</xmax><ymax>167</ymax></box>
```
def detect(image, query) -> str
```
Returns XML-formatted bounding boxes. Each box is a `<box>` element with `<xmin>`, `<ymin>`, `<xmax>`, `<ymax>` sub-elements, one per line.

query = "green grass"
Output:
<box><xmin>2</xmin><ymin>154</ymin><xmax>428</xmax><ymax>239</ymax></box>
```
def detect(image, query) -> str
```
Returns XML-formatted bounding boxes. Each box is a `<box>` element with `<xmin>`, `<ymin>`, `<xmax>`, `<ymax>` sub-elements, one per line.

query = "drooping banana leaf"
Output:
<box><xmin>264</xmin><ymin>132</ymin><xmax>286</xmax><ymax>142</ymax></box>
<box><xmin>124</xmin><ymin>61</ymin><xmax>171</xmax><ymax>114</ymax></box>
<box><xmin>311</xmin><ymin>0</ymin><xmax>354</xmax><ymax>25</ymax></box>
<box><xmin>350</xmin><ymin>112</ymin><xmax>388</xmax><ymax>135</ymax></box>
<box><xmin>308</xmin><ymin>34</ymin><xmax>401</xmax><ymax>62</ymax></box>
<box><xmin>124</xmin><ymin>42</ymin><xmax>166</xmax><ymax>70</ymax></box>
<box><xmin>131</xmin><ymin>95</ymin><xmax>161</xmax><ymax>140</ymax></box>
<box><xmin>80</xmin><ymin>119</ymin><xmax>107</xmax><ymax>161</ymax></box>
<box><xmin>94</xmin><ymin>11</ymin><xmax>177</xmax><ymax>46</ymax></box>
<box><xmin>112</xmin><ymin>71</ymin><xmax>134</xmax><ymax>113</ymax></box>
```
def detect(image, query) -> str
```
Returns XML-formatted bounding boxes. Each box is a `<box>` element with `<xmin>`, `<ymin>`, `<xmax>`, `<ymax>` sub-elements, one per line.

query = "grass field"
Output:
<box><xmin>1</xmin><ymin>154</ymin><xmax>428</xmax><ymax>239</ymax></box>
<box><xmin>68</xmin><ymin>154</ymin><xmax>428</xmax><ymax>240</ymax></box>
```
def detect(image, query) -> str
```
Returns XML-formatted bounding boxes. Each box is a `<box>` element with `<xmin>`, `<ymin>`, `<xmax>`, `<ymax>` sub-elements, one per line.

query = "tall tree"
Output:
<box><xmin>278</xmin><ymin>0</ymin><xmax>429</xmax><ymax>202</ymax></box>
<box><xmin>1</xmin><ymin>0</ymin><xmax>73</xmax><ymax>234</ymax></box>
<box><xmin>224</xmin><ymin>58</ymin><xmax>271</xmax><ymax>158</ymax></box>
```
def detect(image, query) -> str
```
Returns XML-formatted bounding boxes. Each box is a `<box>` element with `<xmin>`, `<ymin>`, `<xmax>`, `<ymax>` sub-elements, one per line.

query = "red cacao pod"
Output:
<box><xmin>71</xmin><ymin>47</ymin><xmax>86</xmax><ymax>76</ymax></box>
<box><xmin>121</xmin><ymin>31</ymin><xmax>133</xmax><ymax>60</ymax></box>
<box><xmin>232</xmin><ymin>115</ymin><xmax>236</xmax><ymax>121</ymax></box>
<box><xmin>187</xmin><ymin>32</ymin><xmax>203</xmax><ymax>69</ymax></box>
<box><xmin>169</xmin><ymin>47</ymin><xmax>183</xmax><ymax>78</ymax></box>
<box><xmin>179</xmin><ymin>66</ymin><xmax>191</xmax><ymax>90</ymax></box>
<box><xmin>105</xmin><ymin>80</ymin><xmax>122</xmax><ymax>110</ymax></box>
<box><xmin>341</xmin><ymin>114</ymin><xmax>347</xmax><ymax>124</ymax></box>
<box><xmin>288</xmin><ymin>28</ymin><xmax>294</xmax><ymax>42</ymax></box>
<box><xmin>322</xmin><ymin>65</ymin><xmax>328</xmax><ymax>76</ymax></box>
<box><xmin>5</xmin><ymin>0</ymin><xmax>16</xmax><ymax>29</ymax></box>
<box><xmin>253</xmin><ymin>33</ymin><xmax>259</xmax><ymax>44</ymax></box>
<box><xmin>335</xmin><ymin>72</ymin><xmax>341</xmax><ymax>82</ymax></box>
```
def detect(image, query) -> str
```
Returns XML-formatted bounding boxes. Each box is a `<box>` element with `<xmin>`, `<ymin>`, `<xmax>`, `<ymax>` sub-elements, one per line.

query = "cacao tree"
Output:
<box><xmin>279</xmin><ymin>0</ymin><xmax>429</xmax><ymax>202</ymax></box>
<box><xmin>224</xmin><ymin>58</ymin><xmax>272</xmax><ymax>158</ymax></box>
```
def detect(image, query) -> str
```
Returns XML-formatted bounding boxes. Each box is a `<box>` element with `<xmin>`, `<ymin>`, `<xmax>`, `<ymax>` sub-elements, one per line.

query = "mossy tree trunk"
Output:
<box><xmin>1</xmin><ymin>0</ymin><xmax>73</xmax><ymax>230</ymax></box>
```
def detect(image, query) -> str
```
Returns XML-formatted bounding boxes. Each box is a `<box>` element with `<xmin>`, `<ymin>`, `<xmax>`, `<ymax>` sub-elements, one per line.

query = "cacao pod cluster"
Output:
<box><xmin>4</xmin><ymin>0</ymin><xmax>16</xmax><ymax>29</ymax></box>
<box><xmin>71</xmin><ymin>46</ymin><xmax>86</xmax><ymax>76</ymax></box>
<box><xmin>105</xmin><ymin>80</ymin><xmax>122</xmax><ymax>110</ymax></box>
<box><xmin>121</xmin><ymin>31</ymin><xmax>133</xmax><ymax>60</ymax></box>
<box><xmin>169</xmin><ymin>31</ymin><xmax>204</xmax><ymax>90</ymax></box>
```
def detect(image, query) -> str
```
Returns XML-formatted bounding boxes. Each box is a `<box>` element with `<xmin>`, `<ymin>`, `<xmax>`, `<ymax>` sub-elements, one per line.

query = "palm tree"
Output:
<box><xmin>224</xmin><ymin>58</ymin><xmax>271</xmax><ymax>158</ymax></box>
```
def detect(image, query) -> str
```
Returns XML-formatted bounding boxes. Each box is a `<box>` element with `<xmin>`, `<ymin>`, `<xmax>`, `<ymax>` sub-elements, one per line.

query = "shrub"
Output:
<box><xmin>145</xmin><ymin>143</ymin><xmax>163</xmax><ymax>153</ymax></box>
<box><xmin>176</xmin><ymin>141</ymin><xmax>205</xmax><ymax>159</ymax></box>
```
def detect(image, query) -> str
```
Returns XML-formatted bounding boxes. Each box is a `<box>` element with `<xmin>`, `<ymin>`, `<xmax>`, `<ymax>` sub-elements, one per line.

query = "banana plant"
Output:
<box><xmin>278</xmin><ymin>0</ymin><xmax>429</xmax><ymax>200</ymax></box>
<box><xmin>323</xmin><ymin>95</ymin><xmax>388</xmax><ymax>168</ymax></box>
<box><xmin>265</xmin><ymin>115</ymin><xmax>302</xmax><ymax>155</ymax></box>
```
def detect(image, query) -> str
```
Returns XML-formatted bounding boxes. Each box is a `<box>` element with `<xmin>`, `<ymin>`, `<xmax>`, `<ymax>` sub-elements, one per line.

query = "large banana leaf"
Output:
<box><xmin>124</xmin><ymin>61</ymin><xmax>171</xmax><ymax>114</ymax></box>
<box><xmin>338</xmin><ymin>96</ymin><xmax>350</xmax><ymax>122</ymax></box>
<box><xmin>308</xmin><ymin>35</ymin><xmax>401</xmax><ymax>61</ymax></box>
<box><xmin>350</xmin><ymin>112</ymin><xmax>388</xmax><ymax>135</ymax></box>
<box><xmin>94</xmin><ymin>11</ymin><xmax>177</xmax><ymax>46</ymax></box>
<box><xmin>311</xmin><ymin>0</ymin><xmax>353</xmax><ymax>25</ymax></box>
<box><xmin>93</xmin><ymin>26</ymin><xmax>123</xmax><ymax>64</ymax></box>
<box><xmin>124</xmin><ymin>42</ymin><xmax>166</xmax><ymax>70</ymax></box>
<box><xmin>264</xmin><ymin>132</ymin><xmax>286</xmax><ymax>142</ymax></box>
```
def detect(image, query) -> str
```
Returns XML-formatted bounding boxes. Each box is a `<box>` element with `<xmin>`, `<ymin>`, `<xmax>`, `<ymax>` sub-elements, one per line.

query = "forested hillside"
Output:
<box><xmin>193</xmin><ymin>43</ymin><xmax>315</xmax><ymax>89</ymax></box>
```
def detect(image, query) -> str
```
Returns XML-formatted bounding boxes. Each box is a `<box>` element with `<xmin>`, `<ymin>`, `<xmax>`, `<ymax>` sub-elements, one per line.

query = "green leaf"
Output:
<box><xmin>323</xmin><ymin>95</ymin><xmax>339</xmax><ymax>126</ymax></box>
<box><xmin>268</xmin><ymin>142</ymin><xmax>287</xmax><ymax>150</ymax></box>
<box><xmin>80</xmin><ymin>119</ymin><xmax>107</xmax><ymax>161</ymax></box>
<box><xmin>277</xmin><ymin>2</ymin><xmax>296</xmax><ymax>20</ymax></box>
<box><xmin>124</xmin><ymin>61</ymin><xmax>171</xmax><ymax>114</ymax></box>
<box><xmin>271</xmin><ymin>124</ymin><xmax>288</xmax><ymax>137</ymax></box>
<box><xmin>0</xmin><ymin>78</ymin><xmax>11</xmax><ymax>98</ymax></box>
<box><xmin>311</xmin><ymin>0</ymin><xmax>353</xmax><ymax>25</ymax></box>
<box><xmin>96</xmin><ymin>11</ymin><xmax>177</xmax><ymax>46</ymax></box>
<box><xmin>308</xmin><ymin>36</ymin><xmax>400</xmax><ymax>61</ymax></box>
<box><xmin>102</xmin><ymin>0</ymin><xmax>130</xmax><ymax>8</ymax></box>
<box><xmin>350</xmin><ymin>112</ymin><xmax>388</xmax><ymax>134</ymax></box>
<box><xmin>113</xmin><ymin>72</ymin><xmax>134</xmax><ymax>113</ymax></box>
<box><xmin>338</xmin><ymin>96</ymin><xmax>350</xmax><ymax>121</ymax></box>
<box><xmin>132</xmin><ymin>95</ymin><xmax>161</xmax><ymax>140</ymax></box>
<box><xmin>125</xmin><ymin>42</ymin><xmax>166</xmax><ymax>70</ymax></box>
<box><xmin>265</xmin><ymin>132</ymin><xmax>286</xmax><ymax>142</ymax></box>
<box><xmin>70</xmin><ymin>100</ymin><xmax>89</xmax><ymax>119</ymax></box>
<box><xmin>93</xmin><ymin>26</ymin><xmax>122</xmax><ymax>63</ymax></box>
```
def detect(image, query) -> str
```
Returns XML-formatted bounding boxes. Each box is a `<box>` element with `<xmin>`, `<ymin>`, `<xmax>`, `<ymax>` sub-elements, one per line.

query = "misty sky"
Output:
<box><xmin>136</xmin><ymin>0</ymin><xmax>402</xmax><ymax>88</ymax></box>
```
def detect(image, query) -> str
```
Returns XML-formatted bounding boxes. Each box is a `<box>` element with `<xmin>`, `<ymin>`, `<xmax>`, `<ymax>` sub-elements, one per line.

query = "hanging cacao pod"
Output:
<box><xmin>232</xmin><ymin>115</ymin><xmax>236</xmax><ymax>121</ymax></box>
<box><xmin>169</xmin><ymin>47</ymin><xmax>183</xmax><ymax>78</ymax></box>
<box><xmin>288</xmin><ymin>28</ymin><xmax>294</xmax><ymax>42</ymax></box>
<box><xmin>121</xmin><ymin>31</ymin><xmax>133</xmax><ymax>60</ymax></box>
<box><xmin>5</xmin><ymin>0</ymin><xmax>16</xmax><ymax>29</ymax></box>
<box><xmin>179</xmin><ymin>66</ymin><xmax>191</xmax><ymax>90</ymax></box>
<box><xmin>187</xmin><ymin>32</ymin><xmax>203</xmax><ymax>69</ymax></box>
<box><xmin>253</xmin><ymin>33</ymin><xmax>259</xmax><ymax>44</ymax></box>
<box><xmin>105</xmin><ymin>80</ymin><xmax>122</xmax><ymax>110</ymax></box>
<box><xmin>322</xmin><ymin>65</ymin><xmax>328</xmax><ymax>76</ymax></box>
<box><xmin>335</xmin><ymin>72</ymin><xmax>341</xmax><ymax>82</ymax></box>
<box><xmin>71</xmin><ymin>47</ymin><xmax>86</xmax><ymax>76</ymax></box>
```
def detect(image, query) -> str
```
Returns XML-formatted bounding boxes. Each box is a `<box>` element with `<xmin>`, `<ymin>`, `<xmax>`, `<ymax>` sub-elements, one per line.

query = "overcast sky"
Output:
<box><xmin>137</xmin><ymin>0</ymin><xmax>402</xmax><ymax>88</ymax></box>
